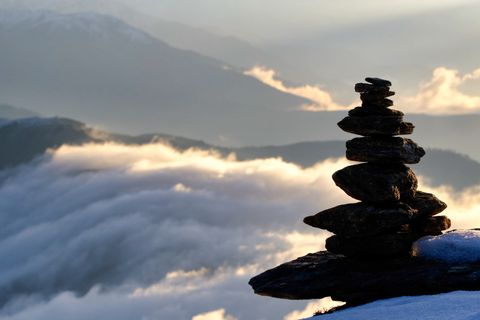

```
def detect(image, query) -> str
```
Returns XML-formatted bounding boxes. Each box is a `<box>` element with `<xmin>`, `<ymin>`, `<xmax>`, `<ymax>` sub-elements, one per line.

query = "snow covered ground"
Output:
<box><xmin>413</xmin><ymin>230</ymin><xmax>480</xmax><ymax>263</ymax></box>
<box><xmin>308</xmin><ymin>291</ymin><xmax>480</xmax><ymax>320</ymax></box>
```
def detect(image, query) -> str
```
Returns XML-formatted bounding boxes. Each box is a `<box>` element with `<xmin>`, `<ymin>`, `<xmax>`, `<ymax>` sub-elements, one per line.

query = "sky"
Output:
<box><xmin>127</xmin><ymin>0</ymin><xmax>479</xmax><ymax>43</ymax></box>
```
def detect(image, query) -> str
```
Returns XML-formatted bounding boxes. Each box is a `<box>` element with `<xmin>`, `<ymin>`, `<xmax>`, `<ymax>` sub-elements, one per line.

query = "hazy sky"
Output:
<box><xmin>128</xmin><ymin>0</ymin><xmax>479</xmax><ymax>42</ymax></box>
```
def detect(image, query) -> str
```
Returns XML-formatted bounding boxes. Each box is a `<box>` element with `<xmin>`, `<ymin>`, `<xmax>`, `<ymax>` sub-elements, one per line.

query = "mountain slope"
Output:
<box><xmin>0</xmin><ymin>0</ymin><xmax>274</xmax><ymax>69</ymax></box>
<box><xmin>0</xmin><ymin>10</ymin><xmax>308</xmax><ymax>145</ymax></box>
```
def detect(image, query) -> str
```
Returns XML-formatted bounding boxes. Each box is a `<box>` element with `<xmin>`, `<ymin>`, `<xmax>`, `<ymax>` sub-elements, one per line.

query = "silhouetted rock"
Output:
<box><xmin>348</xmin><ymin>106</ymin><xmax>404</xmax><ymax>117</ymax></box>
<box><xmin>365</xmin><ymin>77</ymin><xmax>392</xmax><ymax>87</ymax></box>
<box><xmin>354</xmin><ymin>83</ymin><xmax>385</xmax><ymax>93</ymax></box>
<box><xmin>346</xmin><ymin>137</ymin><xmax>426</xmax><ymax>164</ymax></box>
<box><xmin>249</xmin><ymin>251</ymin><xmax>480</xmax><ymax>305</ymax></box>
<box><xmin>338</xmin><ymin>116</ymin><xmax>414</xmax><ymax>136</ymax></box>
<box><xmin>360</xmin><ymin>95</ymin><xmax>394</xmax><ymax>108</ymax></box>
<box><xmin>406</xmin><ymin>191</ymin><xmax>448</xmax><ymax>217</ymax></box>
<box><xmin>411</xmin><ymin>216</ymin><xmax>452</xmax><ymax>236</ymax></box>
<box><xmin>332</xmin><ymin>163</ymin><xmax>417</xmax><ymax>202</ymax></box>
<box><xmin>326</xmin><ymin>233</ymin><xmax>416</xmax><ymax>258</ymax></box>
<box><xmin>304</xmin><ymin>203</ymin><xmax>415</xmax><ymax>237</ymax></box>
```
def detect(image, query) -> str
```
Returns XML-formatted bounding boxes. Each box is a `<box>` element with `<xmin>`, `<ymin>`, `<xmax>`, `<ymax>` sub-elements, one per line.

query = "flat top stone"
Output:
<box><xmin>304</xmin><ymin>202</ymin><xmax>415</xmax><ymax>237</ymax></box>
<box><xmin>365</xmin><ymin>77</ymin><xmax>392</xmax><ymax>87</ymax></box>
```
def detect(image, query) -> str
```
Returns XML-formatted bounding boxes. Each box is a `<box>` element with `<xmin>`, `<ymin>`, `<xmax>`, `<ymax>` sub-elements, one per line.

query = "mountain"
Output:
<box><xmin>1</xmin><ymin>117</ymin><xmax>478</xmax><ymax>192</ymax></box>
<box><xmin>0</xmin><ymin>103</ymin><xmax>39</xmax><ymax>119</ymax></box>
<box><xmin>0</xmin><ymin>0</ymin><xmax>275</xmax><ymax>69</ymax></box>
<box><xmin>0</xmin><ymin>10</ymin><xmax>309</xmax><ymax>145</ymax></box>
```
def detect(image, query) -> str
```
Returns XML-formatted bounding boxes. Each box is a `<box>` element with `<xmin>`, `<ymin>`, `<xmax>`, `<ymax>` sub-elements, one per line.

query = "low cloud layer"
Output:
<box><xmin>403</xmin><ymin>67</ymin><xmax>480</xmax><ymax>114</ymax></box>
<box><xmin>0</xmin><ymin>142</ymin><xmax>479</xmax><ymax>319</ymax></box>
<box><xmin>245</xmin><ymin>66</ymin><xmax>355</xmax><ymax>111</ymax></box>
<box><xmin>0</xmin><ymin>143</ymin><xmax>348</xmax><ymax>319</ymax></box>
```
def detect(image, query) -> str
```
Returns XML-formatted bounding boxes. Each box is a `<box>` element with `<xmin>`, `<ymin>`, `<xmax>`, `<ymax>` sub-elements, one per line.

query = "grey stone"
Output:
<box><xmin>406</xmin><ymin>191</ymin><xmax>448</xmax><ymax>217</ymax></box>
<box><xmin>411</xmin><ymin>216</ymin><xmax>451</xmax><ymax>236</ymax></box>
<box><xmin>361</xmin><ymin>96</ymin><xmax>394</xmax><ymax>108</ymax></box>
<box><xmin>325</xmin><ymin>233</ymin><xmax>416</xmax><ymax>258</ymax></box>
<box><xmin>249</xmin><ymin>249</ymin><xmax>480</xmax><ymax>307</ymax></box>
<box><xmin>304</xmin><ymin>202</ymin><xmax>415</xmax><ymax>237</ymax></box>
<box><xmin>332</xmin><ymin>163</ymin><xmax>417</xmax><ymax>202</ymax></box>
<box><xmin>338</xmin><ymin>116</ymin><xmax>414</xmax><ymax>136</ymax></box>
<box><xmin>365</xmin><ymin>77</ymin><xmax>392</xmax><ymax>87</ymax></box>
<box><xmin>346</xmin><ymin>137</ymin><xmax>426</xmax><ymax>164</ymax></box>
<box><xmin>348</xmin><ymin>107</ymin><xmax>404</xmax><ymax>117</ymax></box>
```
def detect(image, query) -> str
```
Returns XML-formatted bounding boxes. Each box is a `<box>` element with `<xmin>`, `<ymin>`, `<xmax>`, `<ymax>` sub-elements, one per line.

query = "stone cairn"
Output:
<box><xmin>304</xmin><ymin>77</ymin><xmax>450</xmax><ymax>258</ymax></box>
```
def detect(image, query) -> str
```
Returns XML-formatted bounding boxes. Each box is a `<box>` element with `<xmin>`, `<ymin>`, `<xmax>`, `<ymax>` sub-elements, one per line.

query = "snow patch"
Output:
<box><xmin>308</xmin><ymin>291</ymin><xmax>480</xmax><ymax>320</ymax></box>
<box><xmin>0</xmin><ymin>9</ymin><xmax>153</xmax><ymax>43</ymax></box>
<box><xmin>413</xmin><ymin>230</ymin><xmax>480</xmax><ymax>263</ymax></box>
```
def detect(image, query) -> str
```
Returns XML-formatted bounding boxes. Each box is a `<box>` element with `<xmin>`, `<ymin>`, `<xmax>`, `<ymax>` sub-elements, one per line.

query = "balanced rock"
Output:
<box><xmin>406</xmin><ymin>191</ymin><xmax>448</xmax><ymax>217</ymax></box>
<box><xmin>338</xmin><ymin>116</ymin><xmax>414</xmax><ymax>136</ymax></box>
<box><xmin>349</xmin><ymin>106</ymin><xmax>404</xmax><ymax>117</ymax></box>
<box><xmin>325</xmin><ymin>232</ymin><xmax>416</xmax><ymax>258</ymax></box>
<box><xmin>304</xmin><ymin>203</ymin><xmax>415</xmax><ymax>237</ymax></box>
<box><xmin>346</xmin><ymin>137</ymin><xmax>426</xmax><ymax>164</ymax></box>
<box><xmin>354</xmin><ymin>82</ymin><xmax>391</xmax><ymax>93</ymax></box>
<box><xmin>411</xmin><ymin>216</ymin><xmax>452</xmax><ymax>236</ymax></box>
<box><xmin>361</xmin><ymin>95</ymin><xmax>394</xmax><ymax>108</ymax></box>
<box><xmin>332</xmin><ymin>163</ymin><xmax>417</xmax><ymax>203</ymax></box>
<box><xmin>365</xmin><ymin>77</ymin><xmax>392</xmax><ymax>87</ymax></box>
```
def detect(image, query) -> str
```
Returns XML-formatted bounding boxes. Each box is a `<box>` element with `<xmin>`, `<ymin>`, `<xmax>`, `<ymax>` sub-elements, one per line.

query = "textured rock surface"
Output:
<box><xmin>249</xmin><ymin>251</ymin><xmax>480</xmax><ymax>306</ymax></box>
<box><xmin>365</xmin><ymin>77</ymin><xmax>392</xmax><ymax>87</ymax></box>
<box><xmin>406</xmin><ymin>191</ymin><xmax>448</xmax><ymax>217</ymax></box>
<box><xmin>332</xmin><ymin>163</ymin><xmax>417</xmax><ymax>202</ymax></box>
<box><xmin>355</xmin><ymin>83</ymin><xmax>390</xmax><ymax>93</ymax></box>
<box><xmin>346</xmin><ymin>137</ymin><xmax>426</xmax><ymax>164</ymax></box>
<box><xmin>304</xmin><ymin>203</ymin><xmax>414</xmax><ymax>237</ymax></box>
<box><xmin>325</xmin><ymin>233</ymin><xmax>416</xmax><ymax>258</ymax></box>
<box><xmin>338</xmin><ymin>116</ymin><xmax>414</xmax><ymax>136</ymax></box>
<box><xmin>348</xmin><ymin>106</ymin><xmax>404</xmax><ymax>117</ymax></box>
<box><xmin>360</xmin><ymin>95</ymin><xmax>394</xmax><ymax>108</ymax></box>
<box><xmin>411</xmin><ymin>216</ymin><xmax>452</xmax><ymax>236</ymax></box>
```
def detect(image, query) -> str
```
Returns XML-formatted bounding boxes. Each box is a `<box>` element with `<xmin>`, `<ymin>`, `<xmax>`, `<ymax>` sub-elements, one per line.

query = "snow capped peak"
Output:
<box><xmin>0</xmin><ymin>9</ymin><xmax>153</xmax><ymax>43</ymax></box>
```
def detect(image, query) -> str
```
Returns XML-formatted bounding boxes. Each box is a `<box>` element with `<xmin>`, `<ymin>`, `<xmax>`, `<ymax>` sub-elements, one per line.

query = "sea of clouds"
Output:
<box><xmin>0</xmin><ymin>142</ymin><xmax>479</xmax><ymax>319</ymax></box>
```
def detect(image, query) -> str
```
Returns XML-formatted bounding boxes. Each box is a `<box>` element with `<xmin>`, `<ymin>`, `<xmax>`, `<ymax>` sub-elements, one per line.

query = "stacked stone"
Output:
<box><xmin>304</xmin><ymin>77</ymin><xmax>450</xmax><ymax>259</ymax></box>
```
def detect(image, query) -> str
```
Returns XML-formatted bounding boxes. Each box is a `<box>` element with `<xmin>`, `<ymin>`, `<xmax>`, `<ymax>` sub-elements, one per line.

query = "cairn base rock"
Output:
<box><xmin>249</xmin><ymin>250</ymin><xmax>480</xmax><ymax>308</ymax></box>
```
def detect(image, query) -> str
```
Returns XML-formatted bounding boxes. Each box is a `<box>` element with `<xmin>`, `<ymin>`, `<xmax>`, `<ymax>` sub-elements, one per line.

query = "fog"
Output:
<box><xmin>0</xmin><ymin>143</ymin><xmax>479</xmax><ymax>319</ymax></box>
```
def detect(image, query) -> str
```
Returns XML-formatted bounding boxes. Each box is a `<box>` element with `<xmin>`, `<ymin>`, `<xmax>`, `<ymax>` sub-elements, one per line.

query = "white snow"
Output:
<box><xmin>307</xmin><ymin>291</ymin><xmax>480</xmax><ymax>320</ymax></box>
<box><xmin>0</xmin><ymin>9</ymin><xmax>153</xmax><ymax>43</ymax></box>
<box><xmin>413</xmin><ymin>230</ymin><xmax>480</xmax><ymax>263</ymax></box>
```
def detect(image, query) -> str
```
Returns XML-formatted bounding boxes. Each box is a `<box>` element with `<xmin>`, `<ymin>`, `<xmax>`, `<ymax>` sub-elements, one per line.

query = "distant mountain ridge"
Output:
<box><xmin>0</xmin><ymin>103</ymin><xmax>39</xmax><ymax>119</ymax></box>
<box><xmin>0</xmin><ymin>0</ymin><xmax>276</xmax><ymax>69</ymax></box>
<box><xmin>0</xmin><ymin>116</ymin><xmax>477</xmax><ymax>192</ymax></box>
<box><xmin>0</xmin><ymin>9</ymin><xmax>309</xmax><ymax>145</ymax></box>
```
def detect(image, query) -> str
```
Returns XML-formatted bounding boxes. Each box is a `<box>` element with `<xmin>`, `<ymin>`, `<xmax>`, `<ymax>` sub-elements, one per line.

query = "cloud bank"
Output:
<box><xmin>0</xmin><ymin>142</ymin><xmax>480</xmax><ymax>319</ymax></box>
<box><xmin>403</xmin><ymin>67</ymin><xmax>480</xmax><ymax>114</ymax></box>
<box><xmin>245</xmin><ymin>66</ymin><xmax>355</xmax><ymax>111</ymax></box>
<box><xmin>0</xmin><ymin>143</ymin><xmax>349</xmax><ymax>319</ymax></box>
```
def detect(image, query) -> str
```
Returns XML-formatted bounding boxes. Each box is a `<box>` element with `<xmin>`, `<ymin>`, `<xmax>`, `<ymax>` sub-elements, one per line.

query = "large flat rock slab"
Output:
<box><xmin>249</xmin><ymin>251</ymin><xmax>480</xmax><ymax>308</ymax></box>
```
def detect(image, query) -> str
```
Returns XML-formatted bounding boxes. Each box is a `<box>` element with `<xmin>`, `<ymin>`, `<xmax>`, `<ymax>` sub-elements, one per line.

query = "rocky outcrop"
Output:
<box><xmin>249</xmin><ymin>77</ymin><xmax>454</xmax><ymax>312</ymax></box>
